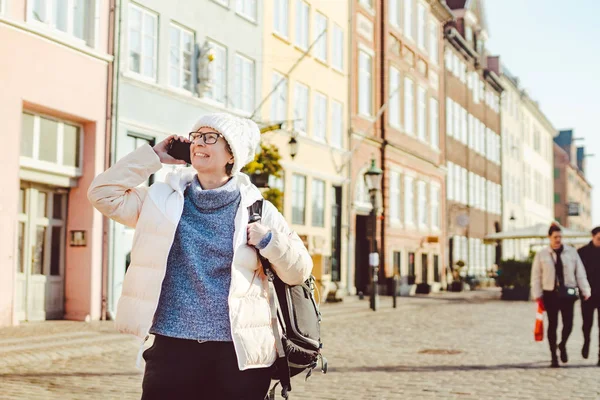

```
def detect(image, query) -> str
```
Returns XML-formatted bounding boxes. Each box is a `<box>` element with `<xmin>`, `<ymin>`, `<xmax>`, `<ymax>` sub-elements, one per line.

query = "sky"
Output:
<box><xmin>484</xmin><ymin>0</ymin><xmax>600</xmax><ymax>226</ymax></box>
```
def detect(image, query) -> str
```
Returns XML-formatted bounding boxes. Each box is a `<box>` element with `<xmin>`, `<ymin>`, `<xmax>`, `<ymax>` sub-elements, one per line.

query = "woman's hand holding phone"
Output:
<box><xmin>153</xmin><ymin>135</ymin><xmax>190</xmax><ymax>165</ymax></box>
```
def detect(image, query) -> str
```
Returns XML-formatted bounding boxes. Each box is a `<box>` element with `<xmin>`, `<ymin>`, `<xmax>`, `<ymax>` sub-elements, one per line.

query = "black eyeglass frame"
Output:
<box><xmin>188</xmin><ymin>131</ymin><xmax>223</xmax><ymax>145</ymax></box>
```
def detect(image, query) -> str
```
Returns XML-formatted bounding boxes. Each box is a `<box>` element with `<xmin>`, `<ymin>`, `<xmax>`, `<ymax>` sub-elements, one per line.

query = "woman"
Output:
<box><xmin>88</xmin><ymin>113</ymin><xmax>313</xmax><ymax>399</ymax></box>
<box><xmin>531</xmin><ymin>224</ymin><xmax>591</xmax><ymax>367</ymax></box>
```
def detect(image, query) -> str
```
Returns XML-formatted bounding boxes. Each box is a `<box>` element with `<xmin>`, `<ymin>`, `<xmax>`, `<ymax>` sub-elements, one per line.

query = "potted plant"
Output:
<box><xmin>496</xmin><ymin>258</ymin><xmax>532</xmax><ymax>301</ymax></box>
<box><xmin>450</xmin><ymin>260</ymin><xmax>466</xmax><ymax>292</ymax></box>
<box><xmin>243</xmin><ymin>144</ymin><xmax>283</xmax><ymax>188</ymax></box>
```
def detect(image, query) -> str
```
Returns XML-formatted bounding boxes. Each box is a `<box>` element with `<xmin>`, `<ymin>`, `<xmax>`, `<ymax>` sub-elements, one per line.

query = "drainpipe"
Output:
<box><xmin>101</xmin><ymin>0</ymin><xmax>120</xmax><ymax>321</ymax></box>
<box><xmin>378</xmin><ymin>0</ymin><xmax>387</xmax><ymax>291</ymax></box>
<box><xmin>345</xmin><ymin>0</ymin><xmax>355</xmax><ymax>296</ymax></box>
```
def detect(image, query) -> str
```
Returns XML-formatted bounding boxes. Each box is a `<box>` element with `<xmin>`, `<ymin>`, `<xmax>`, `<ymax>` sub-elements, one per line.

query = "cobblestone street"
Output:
<box><xmin>1</xmin><ymin>289</ymin><xmax>599</xmax><ymax>399</ymax></box>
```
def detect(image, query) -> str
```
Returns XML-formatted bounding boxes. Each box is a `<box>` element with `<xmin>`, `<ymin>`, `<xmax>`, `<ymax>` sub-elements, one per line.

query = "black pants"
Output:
<box><xmin>141</xmin><ymin>335</ymin><xmax>271</xmax><ymax>400</ymax></box>
<box><xmin>543</xmin><ymin>290</ymin><xmax>576</xmax><ymax>356</ymax></box>
<box><xmin>581</xmin><ymin>297</ymin><xmax>600</xmax><ymax>355</ymax></box>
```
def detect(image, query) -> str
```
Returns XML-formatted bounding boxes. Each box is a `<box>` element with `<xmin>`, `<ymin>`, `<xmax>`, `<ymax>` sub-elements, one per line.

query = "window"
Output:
<box><xmin>128</xmin><ymin>4</ymin><xmax>157</xmax><ymax>79</ymax></box>
<box><xmin>271</xmin><ymin>72</ymin><xmax>288</xmax><ymax>121</ymax></box>
<box><xmin>393</xmin><ymin>251</ymin><xmax>402</xmax><ymax>276</ymax></box>
<box><xmin>359</xmin><ymin>0</ymin><xmax>374</xmax><ymax>9</ymax></box>
<box><xmin>295</xmin><ymin>1</ymin><xmax>309</xmax><ymax>50</ymax></box>
<box><xmin>390</xmin><ymin>171</ymin><xmax>401</xmax><ymax>224</ymax></box>
<box><xmin>236</xmin><ymin>0</ymin><xmax>257</xmax><ymax>21</ymax></box>
<box><xmin>431</xmin><ymin>184</ymin><xmax>440</xmax><ymax>229</ymax></box>
<box><xmin>554</xmin><ymin>168</ymin><xmax>560</xmax><ymax>179</ymax></box>
<box><xmin>447</xmin><ymin>162</ymin><xmax>454</xmax><ymax>201</ymax></box>
<box><xmin>293</xmin><ymin>82</ymin><xmax>309</xmax><ymax>134</ymax></box>
<box><xmin>313</xmin><ymin>92</ymin><xmax>327</xmax><ymax>142</ymax></box>
<box><xmin>404</xmin><ymin>175</ymin><xmax>414</xmax><ymax>225</ymax></box>
<box><xmin>233</xmin><ymin>54</ymin><xmax>255</xmax><ymax>113</ymax></box>
<box><xmin>332</xmin><ymin>24</ymin><xmax>344</xmax><ymax>71</ymax></box>
<box><xmin>417</xmin><ymin>181</ymin><xmax>427</xmax><ymax>228</ymax></box>
<box><xmin>292</xmin><ymin>174</ymin><xmax>306</xmax><ymax>224</ymax></box>
<box><xmin>169</xmin><ymin>24</ymin><xmax>194</xmax><ymax>91</ymax></box>
<box><xmin>446</xmin><ymin>98</ymin><xmax>453</xmax><ymax>138</ymax></box>
<box><xmin>389</xmin><ymin>0</ymin><xmax>401</xmax><ymax>28</ymax></box>
<box><xmin>404</xmin><ymin>78</ymin><xmax>414</xmax><ymax>135</ymax></box>
<box><xmin>20</xmin><ymin>112</ymin><xmax>82</xmax><ymax>174</ymax></box>
<box><xmin>30</xmin><ymin>0</ymin><xmax>96</xmax><ymax>44</ymax></box>
<box><xmin>358</xmin><ymin>51</ymin><xmax>373</xmax><ymax>116</ymax></box>
<box><xmin>417</xmin><ymin>86</ymin><xmax>426</xmax><ymax>141</ymax></box>
<box><xmin>417</xmin><ymin>2</ymin><xmax>426</xmax><ymax>50</ymax></box>
<box><xmin>404</xmin><ymin>0</ymin><xmax>413</xmax><ymax>39</ymax></box>
<box><xmin>207</xmin><ymin>42</ymin><xmax>227</xmax><ymax>104</ymax></box>
<box><xmin>330</xmin><ymin>100</ymin><xmax>344</xmax><ymax>148</ymax></box>
<box><xmin>389</xmin><ymin>67</ymin><xmax>401</xmax><ymax>128</ymax></box>
<box><xmin>312</xmin><ymin>179</ymin><xmax>326</xmax><ymax>227</ymax></box>
<box><xmin>429</xmin><ymin>20</ymin><xmax>438</xmax><ymax>64</ymax></box>
<box><xmin>125</xmin><ymin>133</ymin><xmax>156</xmax><ymax>186</ymax></box>
<box><xmin>429</xmin><ymin>98</ymin><xmax>439</xmax><ymax>149</ymax></box>
<box><xmin>314</xmin><ymin>13</ymin><xmax>327</xmax><ymax>62</ymax></box>
<box><xmin>274</xmin><ymin>0</ymin><xmax>289</xmax><ymax>37</ymax></box>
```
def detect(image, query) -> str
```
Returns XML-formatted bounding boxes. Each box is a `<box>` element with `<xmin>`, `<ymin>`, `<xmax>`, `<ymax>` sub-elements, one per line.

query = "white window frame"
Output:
<box><xmin>429</xmin><ymin>97</ymin><xmax>439</xmax><ymax>149</ymax></box>
<box><xmin>313</xmin><ymin>92</ymin><xmax>328</xmax><ymax>142</ymax></box>
<box><xmin>127</xmin><ymin>3</ymin><xmax>158</xmax><ymax>81</ymax></box>
<box><xmin>404</xmin><ymin>0</ymin><xmax>413</xmax><ymax>40</ymax></box>
<box><xmin>293</xmin><ymin>82</ymin><xmax>309</xmax><ymax>135</ymax></box>
<box><xmin>20</xmin><ymin>112</ymin><xmax>84</xmax><ymax>178</ymax></box>
<box><xmin>417</xmin><ymin>85</ymin><xmax>426</xmax><ymax>141</ymax></box>
<box><xmin>311</xmin><ymin>179</ymin><xmax>326</xmax><ymax>227</ymax></box>
<box><xmin>236</xmin><ymin>0</ymin><xmax>257</xmax><ymax>22</ymax></box>
<box><xmin>404</xmin><ymin>175</ymin><xmax>414</xmax><ymax>226</ymax></box>
<box><xmin>313</xmin><ymin>12</ymin><xmax>328</xmax><ymax>63</ymax></box>
<box><xmin>274</xmin><ymin>0</ymin><xmax>289</xmax><ymax>38</ymax></box>
<box><xmin>292</xmin><ymin>174</ymin><xmax>307</xmax><ymax>225</ymax></box>
<box><xmin>417</xmin><ymin>180</ymin><xmax>427</xmax><ymax>229</ymax></box>
<box><xmin>331</xmin><ymin>24</ymin><xmax>344</xmax><ymax>71</ymax></box>
<box><xmin>428</xmin><ymin>19</ymin><xmax>438</xmax><ymax>65</ymax></box>
<box><xmin>389</xmin><ymin>170</ymin><xmax>401</xmax><ymax>225</ymax></box>
<box><xmin>389</xmin><ymin>66</ymin><xmax>401</xmax><ymax>128</ymax></box>
<box><xmin>358</xmin><ymin>49</ymin><xmax>373</xmax><ymax>117</ymax></box>
<box><xmin>206</xmin><ymin>41</ymin><xmax>228</xmax><ymax>104</ymax></box>
<box><xmin>271</xmin><ymin>72</ymin><xmax>288</xmax><ymax>122</ymax></box>
<box><xmin>447</xmin><ymin>162</ymin><xmax>454</xmax><ymax>201</ymax></box>
<box><xmin>169</xmin><ymin>23</ymin><xmax>194</xmax><ymax>92</ymax></box>
<box><xmin>404</xmin><ymin>77</ymin><xmax>414</xmax><ymax>135</ymax></box>
<box><xmin>416</xmin><ymin>2</ymin><xmax>426</xmax><ymax>51</ymax></box>
<box><xmin>430</xmin><ymin>184</ymin><xmax>440</xmax><ymax>230</ymax></box>
<box><xmin>27</xmin><ymin>0</ymin><xmax>96</xmax><ymax>46</ymax></box>
<box><xmin>331</xmin><ymin>100</ymin><xmax>344</xmax><ymax>149</ymax></box>
<box><xmin>389</xmin><ymin>0</ymin><xmax>401</xmax><ymax>28</ymax></box>
<box><xmin>446</xmin><ymin>97</ymin><xmax>453</xmax><ymax>138</ymax></box>
<box><xmin>233</xmin><ymin>54</ymin><xmax>255</xmax><ymax>114</ymax></box>
<box><xmin>295</xmin><ymin>0</ymin><xmax>310</xmax><ymax>50</ymax></box>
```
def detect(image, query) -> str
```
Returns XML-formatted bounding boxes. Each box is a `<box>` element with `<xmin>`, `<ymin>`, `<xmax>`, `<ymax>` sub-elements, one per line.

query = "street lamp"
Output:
<box><xmin>364</xmin><ymin>158</ymin><xmax>383</xmax><ymax>311</ymax></box>
<box><xmin>289</xmin><ymin>135</ymin><xmax>298</xmax><ymax>159</ymax></box>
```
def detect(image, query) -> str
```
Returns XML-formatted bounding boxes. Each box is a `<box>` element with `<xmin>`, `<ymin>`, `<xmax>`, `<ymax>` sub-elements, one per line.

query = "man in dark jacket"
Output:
<box><xmin>579</xmin><ymin>226</ymin><xmax>600</xmax><ymax>365</ymax></box>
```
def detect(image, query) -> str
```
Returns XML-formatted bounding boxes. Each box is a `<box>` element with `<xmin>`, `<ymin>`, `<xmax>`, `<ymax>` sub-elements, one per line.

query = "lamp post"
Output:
<box><xmin>364</xmin><ymin>158</ymin><xmax>383</xmax><ymax>311</ymax></box>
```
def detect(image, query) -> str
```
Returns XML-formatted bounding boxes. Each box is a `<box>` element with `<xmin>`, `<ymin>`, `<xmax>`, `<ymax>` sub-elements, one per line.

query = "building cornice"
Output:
<box><xmin>444</xmin><ymin>26</ymin><xmax>478</xmax><ymax>61</ymax></box>
<box><xmin>425</xmin><ymin>0</ymin><xmax>454</xmax><ymax>22</ymax></box>
<box><xmin>483</xmin><ymin>69</ymin><xmax>504</xmax><ymax>93</ymax></box>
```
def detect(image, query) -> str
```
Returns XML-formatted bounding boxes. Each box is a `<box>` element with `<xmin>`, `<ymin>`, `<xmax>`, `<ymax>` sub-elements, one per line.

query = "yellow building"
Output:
<box><xmin>259</xmin><ymin>0</ymin><xmax>350</xmax><ymax>300</ymax></box>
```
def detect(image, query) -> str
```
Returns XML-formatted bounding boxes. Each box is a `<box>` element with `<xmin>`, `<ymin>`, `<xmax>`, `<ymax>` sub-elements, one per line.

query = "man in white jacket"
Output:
<box><xmin>531</xmin><ymin>224</ymin><xmax>591</xmax><ymax>368</ymax></box>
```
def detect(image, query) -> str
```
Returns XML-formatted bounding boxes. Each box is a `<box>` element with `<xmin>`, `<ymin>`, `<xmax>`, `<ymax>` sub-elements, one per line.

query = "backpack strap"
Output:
<box><xmin>247</xmin><ymin>200</ymin><xmax>292</xmax><ymax>399</ymax></box>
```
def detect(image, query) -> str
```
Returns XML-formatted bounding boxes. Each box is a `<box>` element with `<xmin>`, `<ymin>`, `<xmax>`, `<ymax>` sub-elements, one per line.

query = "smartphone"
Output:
<box><xmin>167</xmin><ymin>139</ymin><xmax>192</xmax><ymax>164</ymax></box>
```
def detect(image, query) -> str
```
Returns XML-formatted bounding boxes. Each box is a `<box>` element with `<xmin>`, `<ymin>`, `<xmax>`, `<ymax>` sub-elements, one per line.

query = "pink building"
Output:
<box><xmin>0</xmin><ymin>0</ymin><xmax>113</xmax><ymax>326</ymax></box>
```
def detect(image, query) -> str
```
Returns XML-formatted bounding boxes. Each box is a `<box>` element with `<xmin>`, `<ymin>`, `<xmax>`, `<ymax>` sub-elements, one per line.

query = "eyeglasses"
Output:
<box><xmin>188</xmin><ymin>131</ymin><xmax>223</xmax><ymax>145</ymax></box>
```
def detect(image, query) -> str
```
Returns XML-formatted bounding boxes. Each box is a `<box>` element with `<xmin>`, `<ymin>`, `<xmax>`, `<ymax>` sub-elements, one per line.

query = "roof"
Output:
<box><xmin>446</xmin><ymin>0</ymin><xmax>468</xmax><ymax>9</ymax></box>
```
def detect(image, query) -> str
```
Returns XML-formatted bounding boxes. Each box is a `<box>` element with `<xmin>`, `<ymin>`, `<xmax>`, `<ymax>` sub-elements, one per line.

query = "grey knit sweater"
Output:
<box><xmin>150</xmin><ymin>176</ymin><xmax>241</xmax><ymax>341</ymax></box>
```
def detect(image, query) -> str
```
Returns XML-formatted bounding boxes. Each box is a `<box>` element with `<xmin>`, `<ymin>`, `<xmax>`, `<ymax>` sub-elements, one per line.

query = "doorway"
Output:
<box><xmin>15</xmin><ymin>182</ymin><xmax>67</xmax><ymax>321</ymax></box>
<box><xmin>354</xmin><ymin>215</ymin><xmax>370</xmax><ymax>294</ymax></box>
<box><xmin>331</xmin><ymin>186</ymin><xmax>342</xmax><ymax>282</ymax></box>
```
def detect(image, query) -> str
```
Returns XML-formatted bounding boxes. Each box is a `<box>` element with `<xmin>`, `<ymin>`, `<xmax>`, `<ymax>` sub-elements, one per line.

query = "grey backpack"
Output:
<box><xmin>248</xmin><ymin>200</ymin><xmax>327</xmax><ymax>399</ymax></box>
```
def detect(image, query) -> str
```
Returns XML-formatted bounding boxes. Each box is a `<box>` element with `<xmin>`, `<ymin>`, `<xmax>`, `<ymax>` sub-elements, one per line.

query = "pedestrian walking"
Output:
<box><xmin>530</xmin><ymin>223</ymin><xmax>591</xmax><ymax>368</ymax></box>
<box><xmin>578</xmin><ymin>226</ymin><xmax>600</xmax><ymax>364</ymax></box>
<box><xmin>88</xmin><ymin>113</ymin><xmax>313</xmax><ymax>399</ymax></box>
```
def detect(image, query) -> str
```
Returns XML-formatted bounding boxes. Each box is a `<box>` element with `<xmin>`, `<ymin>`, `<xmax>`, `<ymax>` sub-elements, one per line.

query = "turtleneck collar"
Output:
<box><xmin>186</xmin><ymin>175</ymin><xmax>240</xmax><ymax>211</ymax></box>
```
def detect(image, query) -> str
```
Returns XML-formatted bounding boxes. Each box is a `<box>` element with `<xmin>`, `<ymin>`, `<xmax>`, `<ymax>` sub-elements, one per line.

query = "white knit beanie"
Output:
<box><xmin>191</xmin><ymin>113</ymin><xmax>261</xmax><ymax>174</ymax></box>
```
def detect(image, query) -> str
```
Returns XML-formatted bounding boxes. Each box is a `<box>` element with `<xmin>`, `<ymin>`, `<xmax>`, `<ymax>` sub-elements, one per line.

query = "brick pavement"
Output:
<box><xmin>1</xmin><ymin>289</ymin><xmax>599</xmax><ymax>399</ymax></box>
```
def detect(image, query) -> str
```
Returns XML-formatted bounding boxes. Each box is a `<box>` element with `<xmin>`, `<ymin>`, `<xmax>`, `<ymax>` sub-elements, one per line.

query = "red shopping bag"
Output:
<box><xmin>534</xmin><ymin>301</ymin><xmax>545</xmax><ymax>342</ymax></box>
